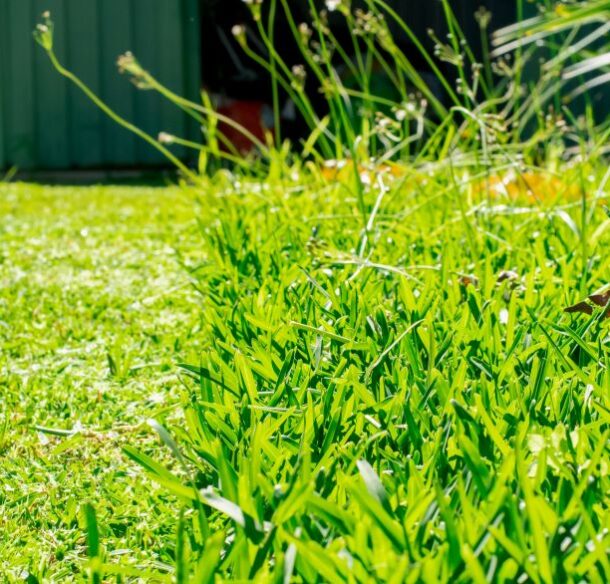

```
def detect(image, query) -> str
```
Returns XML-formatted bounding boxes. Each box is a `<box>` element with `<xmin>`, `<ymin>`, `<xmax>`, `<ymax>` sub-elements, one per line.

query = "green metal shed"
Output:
<box><xmin>0</xmin><ymin>0</ymin><xmax>200</xmax><ymax>171</ymax></box>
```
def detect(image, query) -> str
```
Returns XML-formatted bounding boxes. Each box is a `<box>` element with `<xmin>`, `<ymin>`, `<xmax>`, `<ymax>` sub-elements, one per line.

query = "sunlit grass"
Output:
<box><xmin>0</xmin><ymin>184</ymin><xmax>204</xmax><ymax>581</ymax></box>
<box><xmin>128</xmin><ymin>166</ymin><xmax>609</xmax><ymax>582</ymax></box>
<box><xmin>10</xmin><ymin>0</ymin><xmax>610</xmax><ymax>580</ymax></box>
<box><xmin>2</xmin><ymin>160</ymin><xmax>610</xmax><ymax>582</ymax></box>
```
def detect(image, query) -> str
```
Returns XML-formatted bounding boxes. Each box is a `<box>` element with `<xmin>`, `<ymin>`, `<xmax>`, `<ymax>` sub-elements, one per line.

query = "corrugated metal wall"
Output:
<box><xmin>0</xmin><ymin>0</ymin><xmax>200</xmax><ymax>170</ymax></box>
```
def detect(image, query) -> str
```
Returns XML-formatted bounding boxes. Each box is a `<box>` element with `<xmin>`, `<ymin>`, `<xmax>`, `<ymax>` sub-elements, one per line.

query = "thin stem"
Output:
<box><xmin>45</xmin><ymin>50</ymin><xmax>200</xmax><ymax>184</ymax></box>
<box><xmin>267</xmin><ymin>0</ymin><xmax>281</xmax><ymax>145</ymax></box>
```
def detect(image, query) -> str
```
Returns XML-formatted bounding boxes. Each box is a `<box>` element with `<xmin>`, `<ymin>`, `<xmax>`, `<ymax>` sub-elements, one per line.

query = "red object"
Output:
<box><xmin>217</xmin><ymin>100</ymin><xmax>271</xmax><ymax>154</ymax></box>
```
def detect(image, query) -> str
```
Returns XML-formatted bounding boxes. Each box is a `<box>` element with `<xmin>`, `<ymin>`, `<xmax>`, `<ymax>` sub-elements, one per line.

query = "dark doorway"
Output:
<box><xmin>198</xmin><ymin>1</ymin><xmax>517</xmax><ymax>149</ymax></box>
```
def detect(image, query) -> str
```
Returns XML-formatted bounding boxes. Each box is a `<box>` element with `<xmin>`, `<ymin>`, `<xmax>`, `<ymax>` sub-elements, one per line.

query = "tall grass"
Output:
<box><xmin>34</xmin><ymin>2</ymin><xmax>595</xmax><ymax>176</ymax></box>
<box><xmin>33</xmin><ymin>2</ymin><xmax>610</xmax><ymax>582</ymax></box>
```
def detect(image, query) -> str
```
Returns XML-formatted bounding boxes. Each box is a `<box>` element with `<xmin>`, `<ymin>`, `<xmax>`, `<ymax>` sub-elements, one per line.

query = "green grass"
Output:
<box><xmin>2</xmin><ymin>169</ymin><xmax>610</xmax><ymax>583</ymax></box>
<box><xmin>146</xmin><ymin>168</ymin><xmax>609</xmax><ymax>583</ymax></box>
<box><xmin>0</xmin><ymin>184</ymin><xmax>204</xmax><ymax>581</ymax></box>
<box><xmin>16</xmin><ymin>2</ymin><xmax>610</xmax><ymax>581</ymax></box>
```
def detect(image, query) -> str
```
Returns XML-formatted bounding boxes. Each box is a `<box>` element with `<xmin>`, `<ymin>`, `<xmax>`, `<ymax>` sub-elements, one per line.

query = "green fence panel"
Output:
<box><xmin>0</xmin><ymin>0</ymin><xmax>201</xmax><ymax>170</ymax></box>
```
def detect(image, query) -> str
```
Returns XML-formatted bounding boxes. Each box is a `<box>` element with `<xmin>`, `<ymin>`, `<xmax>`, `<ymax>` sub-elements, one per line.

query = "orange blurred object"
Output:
<box><xmin>471</xmin><ymin>171</ymin><xmax>580</xmax><ymax>203</ymax></box>
<box><xmin>320</xmin><ymin>160</ymin><xmax>407</xmax><ymax>182</ymax></box>
<box><xmin>320</xmin><ymin>160</ymin><xmax>581</xmax><ymax>203</ymax></box>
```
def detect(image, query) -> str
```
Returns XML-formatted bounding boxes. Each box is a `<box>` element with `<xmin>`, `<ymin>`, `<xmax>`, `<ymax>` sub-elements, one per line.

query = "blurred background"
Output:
<box><xmin>0</xmin><ymin>0</ymin><xmax>518</xmax><ymax>177</ymax></box>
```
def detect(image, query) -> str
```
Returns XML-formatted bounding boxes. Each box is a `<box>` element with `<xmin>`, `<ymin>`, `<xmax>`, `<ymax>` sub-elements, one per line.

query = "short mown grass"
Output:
<box><xmin>0</xmin><ymin>184</ymin><xmax>205</xmax><ymax>581</ymax></box>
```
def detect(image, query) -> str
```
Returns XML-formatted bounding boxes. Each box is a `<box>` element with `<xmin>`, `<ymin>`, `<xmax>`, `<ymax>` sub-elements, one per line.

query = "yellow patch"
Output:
<box><xmin>320</xmin><ymin>160</ymin><xmax>408</xmax><ymax>182</ymax></box>
<box><xmin>320</xmin><ymin>161</ymin><xmax>582</xmax><ymax>204</ymax></box>
<box><xmin>471</xmin><ymin>171</ymin><xmax>580</xmax><ymax>203</ymax></box>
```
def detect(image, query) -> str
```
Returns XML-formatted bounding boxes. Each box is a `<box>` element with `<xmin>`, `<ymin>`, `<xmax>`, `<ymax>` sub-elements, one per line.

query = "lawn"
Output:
<box><xmin>3</xmin><ymin>169</ymin><xmax>608</xmax><ymax>582</ymax></box>
<box><xmin>4</xmin><ymin>1</ymin><xmax>610</xmax><ymax>581</ymax></box>
<box><xmin>0</xmin><ymin>184</ymin><xmax>205</xmax><ymax>581</ymax></box>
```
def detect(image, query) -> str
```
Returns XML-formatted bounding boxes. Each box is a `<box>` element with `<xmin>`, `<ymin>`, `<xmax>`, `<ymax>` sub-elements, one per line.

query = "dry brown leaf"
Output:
<box><xmin>564</xmin><ymin>291</ymin><xmax>610</xmax><ymax>318</ymax></box>
<box><xmin>564</xmin><ymin>301</ymin><xmax>594</xmax><ymax>316</ymax></box>
<box><xmin>588</xmin><ymin>292</ymin><xmax>610</xmax><ymax>307</ymax></box>
<box><xmin>497</xmin><ymin>270</ymin><xmax>519</xmax><ymax>283</ymax></box>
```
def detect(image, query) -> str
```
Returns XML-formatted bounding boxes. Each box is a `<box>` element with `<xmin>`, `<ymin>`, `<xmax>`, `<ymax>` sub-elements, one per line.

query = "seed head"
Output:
<box><xmin>231</xmin><ymin>24</ymin><xmax>247</xmax><ymax>47</ymax></box>
<box><xmin>158</xmin><ymin>132</ymin><xmax>175</xmax><ymax>144</ymax></box>
<box><xmin>33</xmin><ymin>11</ymin><xmax>54</xmax><ymax>51</ymax></box>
